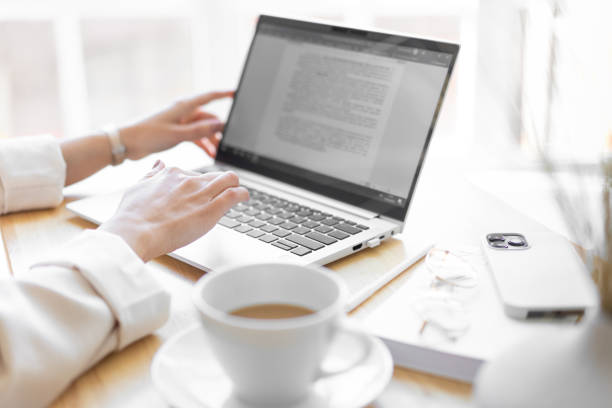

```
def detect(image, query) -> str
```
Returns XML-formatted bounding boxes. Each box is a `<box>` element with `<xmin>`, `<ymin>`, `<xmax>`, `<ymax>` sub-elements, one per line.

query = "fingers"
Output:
<box><xmin>166</xmin><ymin>166</ymin><xmax>203</xmax><ymax>178</ymax></box>
<box><xmin>149</xmin><ymin>165</ymin><xmax>242</xmax><ymax>205</ymax></box>
<box><xmin>206</xmin><ymin>186</ymin><xmax>250</xmax><ymax>221</ymax></box>
<box><xmin>179</xmin><ymin>118</ymin><xmax>224</xmax><ymax>142</ymax></box>
<box><xmin>180</xmin><ymin>109</ymin><xmax>219</xmax><ymax>125</ymax></box>
<box><xmin>198</xmin><ymin>171</ymin><xmax>225</xmax><ymax>181</ymax></box>
<box><xmin>201</xmin><ymin>171</ymin><xmax>241</xmax><ymax>200</ymax></box>
<box><xmin>183</xmin><ymin>91</ymin><xmax>234</xmax><ymax>110</ymax></box>
<box><xmin>211</xmin><ymin>132</ymin><xmax>222</xmax><ymax>149</ymax></box>
<box><xmin>169</xmin><ymin>91</ymin><xmax>234</xmax><ymax>121</ymax></box>
<box><xmin>194</xmin><ymin>137</ymin><xmax>218</xmax><ymax>158</ymax></box>
<box><xmin>143</xmin><ymin>160</ymin><xmax>166</xmax><ymax>178</ymax></box>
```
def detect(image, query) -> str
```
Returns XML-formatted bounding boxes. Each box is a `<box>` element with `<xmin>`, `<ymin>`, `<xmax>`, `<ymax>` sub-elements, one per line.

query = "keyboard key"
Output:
<box><xmin>309</xmin><ymin>214</ymin><xmax>326</xmax><ymax>221</ymax></box>
<box><xmin>302</xmin><ymin>221</ymin><xmax>320</xmax><ymax>228</ymax></box>
<box><xmin>293</xmin><ymin>226</ymin><xmax>310</xmax><ymax>235</ymax></box>
<box><xmin>280</xmin><ymin>222</ymin><xmax>297</xmax><ymax>230</ymax></box>
<box><xmin>332</xmin><ymin>216</ymin><xmax>345</xmax><ymax>222</ymax></box>
<box><xmin>268</xmin><ymin>218</ymin><xmax>284</xmax><ymax>225</ymax></box>
<box><xmin>218</xmin><ymin>217</ymin><xmax>240</xmax><ymax>229</ymax></box>
<box><xmin>235</xmin><ymin>225</ymin><xmax>253</xmax><ymax>233</ymax></box>
<box><xmin>267</xmin><ymin>207</ymin><xmax>283</xmax><ymax>215</ymax></box>
<box><xmin>273</xmin><ymin>229</ymin><xmax>291</xmax><ymax>238</ymax></box>
<box><xmin>246</xmin><ymin>229</ymin><xmax>265</xmax><ymax>238</ymax></box>
<box><xmin>225</xmin><ymin>211</ymin><xmax>241</xmax><ymax>219</ymax></box>
<box><xmin>248</xmin><ymin>220</ymin><xmax>266</xmax><ymax>228</ymax></box>
<box><xmin>289</xmin><ymin>216</ymin><xmax>306</xmax><ymax>224</ymax></box>
<box><xmin>344</xmin><ymin>220</ymin><xmax>356</xmax><ymax>225</ymax></box>
<box><xmin>272</xmin><ymin>241</ymin><xmax>293</xmax><ymax>251</ymax></box>
<box><xmin>274</xmin><ymin>200</ymin><xmax>289</xmax><ymax>208</ymax></box>
<box><xmin>234</xmin><ymin>204</ymin><xmax>249</xmax><ymax>212</ymax></box>
<box><xmin>259</xmin><ymin>234</ymin><xmax>278</xmax><ymax>243</ymax></box>
<box><xmin>244</xmin><ymin>209</ymin><xmax>260</xmax><ymax>216</ymax></box>
<box><xmin>278</xmin><ymin>212</ymin><xmax>294</xmax><ymax>219</ymax></box>
<box><xmin>329</xmin><ymin>230</ymin><xmax>350</xmax><ymax>240</ymax></box>
<box><xmin>276</xmin><ymin>239</ymin><xmax>297</xmax><ymax>249</ymax></box>
<box><xmin>253</xmin><ymin>203</ymin><xmax>269</xmax><ymax>211</ymax></box>
<box><xmin>314</xmin><ymin>225</ymin><xmax>333</xmax><ymax>233</ymax></box>
<box><xmin>255</xmin><ymin>213</ymin><xmax>272</xmax><ymax>221</ymax></box>
<box><xmin>261</xmin><ymin>224</ymin><xmax>278</xmax><ymax>233</ymax></box>
<box><xmin>321</xmin><ymin>218</ymin><xmax>339</xmax><ymax>226</ymax></box>
<box><xmin>305</xmin><ymin>231</ymin><xmax>337</xmax><ymax>245</ymax></box>
<box><xmin>291</xmin><ymin>246</ymin><xmax>312</xmax><ymax>256</ymax></box>
<box><xmin>356</xmin><ymin>224</ymin><xmax>370</xmax><ymax>230</ymax></box>
<box><xmin>296</xmin><ymin>209</ymin><xmax>312</xmax><ymax>216</ymax></box>
<box><xmin>286</xmin><ymin>234</ymin><xmax>324</xmax><ymax>251</ymax></box>
<box><xmin>237</xmin><ymin>215</ymin><xmax>252</xmax><ymax>223</ymax></box>
<box><xmin>335</xmin><ymin>223</ymin><xmax>361</xmax><ymax>235</ymax></box>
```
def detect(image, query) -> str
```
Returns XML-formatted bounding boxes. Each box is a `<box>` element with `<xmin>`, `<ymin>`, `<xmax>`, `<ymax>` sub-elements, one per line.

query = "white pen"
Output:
<box><xmin>345</xmin><ymin>243</ymin><xmax>433</xmax><ymax>312</ymax></box>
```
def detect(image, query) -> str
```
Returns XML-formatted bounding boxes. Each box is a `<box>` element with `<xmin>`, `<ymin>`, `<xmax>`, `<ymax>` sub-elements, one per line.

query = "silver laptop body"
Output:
<box><xmin>68</xmin><ymin>15</ymin><xmax>459</xmax><ymax>272</ymax></box>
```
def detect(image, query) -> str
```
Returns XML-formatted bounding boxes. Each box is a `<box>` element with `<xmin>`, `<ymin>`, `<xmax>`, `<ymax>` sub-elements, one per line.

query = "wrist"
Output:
<box><xmin>99</xmin><ymin>218</ymin><xmax>153</xmax><ymax>262</ymax></box>
<box><xmin>119</xmin><ymin>124</ymin><xmax>148</xmax><ymax>161</ymax></box>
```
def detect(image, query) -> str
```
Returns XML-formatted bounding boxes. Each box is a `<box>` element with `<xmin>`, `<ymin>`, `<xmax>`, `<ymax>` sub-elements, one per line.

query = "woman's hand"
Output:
<box><xmin>99</xmin><ymin>161</ymin><xmax>248</xmax><ymax>262</ymax></box>
<box><xmin>120</xmin><ymin>91</ymin><xmax>234</xmax><ymax>160</ymax></box>
<box><xmin>61</xmin><ymin>90</ymin><xmax>233</xmax><ymax>186</ymax></box>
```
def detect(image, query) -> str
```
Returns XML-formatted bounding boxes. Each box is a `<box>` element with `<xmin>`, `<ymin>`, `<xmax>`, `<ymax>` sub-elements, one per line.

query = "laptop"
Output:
<box><xmin>68</xmin><ymin>15</ymin><xmax>459</xmax><ymax>272</ymax></box>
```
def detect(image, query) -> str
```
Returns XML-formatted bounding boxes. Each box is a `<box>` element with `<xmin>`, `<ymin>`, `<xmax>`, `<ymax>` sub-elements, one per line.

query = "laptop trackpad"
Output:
<box><xmin>171</xmin><ymin>225</ymin><xmax>285</xmax><ymax>272</ymax></box>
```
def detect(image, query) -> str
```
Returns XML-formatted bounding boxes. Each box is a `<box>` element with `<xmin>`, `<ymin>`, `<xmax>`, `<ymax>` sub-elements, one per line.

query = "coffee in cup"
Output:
<box><xmin>229</xmin><ymin>303</ymin><xmax>315</xmax><ymax>319</ymax></box>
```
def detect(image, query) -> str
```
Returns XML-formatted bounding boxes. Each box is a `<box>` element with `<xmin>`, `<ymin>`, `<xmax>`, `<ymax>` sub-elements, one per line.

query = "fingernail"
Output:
<box><xmin>152</xmin><ymin>159</ymin><xmax>161</xmax><ymax>168</ymax></box>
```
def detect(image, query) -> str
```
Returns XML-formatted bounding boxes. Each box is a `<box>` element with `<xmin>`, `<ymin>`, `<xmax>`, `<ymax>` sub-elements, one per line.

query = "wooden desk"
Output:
<box><xmin>0</xmin><ymin>199</ymin><xmax>473</xmax><ymax>407</ymax></box>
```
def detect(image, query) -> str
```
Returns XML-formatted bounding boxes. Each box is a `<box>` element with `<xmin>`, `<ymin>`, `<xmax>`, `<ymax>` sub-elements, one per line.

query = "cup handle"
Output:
<box><xmin>316</xmin><ymin>321</ymin><xmax>373</xmax><ymax>380</ymax></box>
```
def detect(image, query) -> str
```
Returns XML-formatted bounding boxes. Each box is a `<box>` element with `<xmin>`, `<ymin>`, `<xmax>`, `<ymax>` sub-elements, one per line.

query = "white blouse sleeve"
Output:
<box><xmin>0</xmin><ymin>230</ymin><xmax>171</xmax><ymax>408</ymax></box>
<box><xmin>0</xmin><ymin>134</ymin><xmax>66</xmax><ymax>214</ymax></box>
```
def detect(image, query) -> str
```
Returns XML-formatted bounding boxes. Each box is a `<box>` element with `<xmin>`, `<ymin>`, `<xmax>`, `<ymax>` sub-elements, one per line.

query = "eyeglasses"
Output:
<box><xmin>413</xmin><ymin>293</ymin><xmax>470</xmax><ymax>338</ymax></box>
<box><xmin>424</xmin><ymin>247</ymin><xmax>478</xmax><ymax>289</ymax></box>
<box><xmin>412</xmin><ymin>246</ymin><xmax>481</xmax><ymax>340</ymax></box>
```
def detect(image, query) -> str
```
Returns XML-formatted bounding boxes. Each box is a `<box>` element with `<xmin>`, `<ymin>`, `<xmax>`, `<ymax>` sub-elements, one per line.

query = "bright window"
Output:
<box><xmin>2</xmin><ymin>0</ymin><xmax>607</xmax><ymax>166</ymax></box>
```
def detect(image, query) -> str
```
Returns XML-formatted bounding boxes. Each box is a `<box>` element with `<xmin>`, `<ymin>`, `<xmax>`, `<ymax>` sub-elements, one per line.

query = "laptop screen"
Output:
<box><xmin>217</xmin><ymin>15</ymin><xmax>458</xmax><ymax>221</ymax></box>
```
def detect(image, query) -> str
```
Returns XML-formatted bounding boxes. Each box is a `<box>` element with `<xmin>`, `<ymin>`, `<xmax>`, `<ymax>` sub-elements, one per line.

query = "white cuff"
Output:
<box><xmin>0</xmin><ymin>135</ymin><xmax>66</xmax><ymax>214</ymax></box>
<box><xmin>31</xmin><ymin>229</ymin><xmax>171</xmax><ymax>349</ymax></box>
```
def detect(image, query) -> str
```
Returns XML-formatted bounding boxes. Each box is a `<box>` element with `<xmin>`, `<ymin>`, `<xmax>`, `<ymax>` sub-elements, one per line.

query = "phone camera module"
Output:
<box><xmin>487</xmin><ymin>234</ymin><xmax>505</xmax><ymax>242</ymax></box>
<box><xmin>486</xmin><ymin>233</ymin><xmax>529</xmax><ymax>250</ymax></box>
<box><xmin>507</xmin><ymin>237</ymin><xmax>526</xmax><ymax>247</ymax></box>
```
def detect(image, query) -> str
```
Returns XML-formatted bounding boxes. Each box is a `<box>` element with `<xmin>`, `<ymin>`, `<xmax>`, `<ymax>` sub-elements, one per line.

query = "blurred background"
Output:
<box><xmin>0</xmin><ymin>0</ymin><xmax>610</xmax><ymax>237</ymax></box>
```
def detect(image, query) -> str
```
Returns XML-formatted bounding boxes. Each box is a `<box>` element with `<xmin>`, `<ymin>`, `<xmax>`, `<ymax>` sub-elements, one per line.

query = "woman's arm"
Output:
<box><xmin>0</xmin><ymin>230</ymin><xmax>168</xmax><ymax>407</ymax></box>
<box><xmin>0</xmin><ymin>163</ymin><xmax>248</xmax><ymax>407</ymax></box>
<box><xmin>0</xmin><ymin>91</ymin><xmax>232</xmax><ymax>215</ymax></box>
<box><xmin>61</xmin><ymin>91</ymin><xmax>232</xmax><ymax>186</ymax></box>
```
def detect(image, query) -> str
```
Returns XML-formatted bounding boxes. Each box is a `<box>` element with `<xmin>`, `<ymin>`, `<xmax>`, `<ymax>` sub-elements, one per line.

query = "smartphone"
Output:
<box><xmin>482</xmin><ymin>231</ymin><xmax>597</xmax><ymax>319</ymax></box>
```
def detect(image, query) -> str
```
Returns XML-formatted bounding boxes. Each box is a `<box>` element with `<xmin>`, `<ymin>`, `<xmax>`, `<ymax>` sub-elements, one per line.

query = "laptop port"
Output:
<box><xmin>352</xmin><ymin>243</ymin><xmax>363</xmax><ymax>251</ymax></box>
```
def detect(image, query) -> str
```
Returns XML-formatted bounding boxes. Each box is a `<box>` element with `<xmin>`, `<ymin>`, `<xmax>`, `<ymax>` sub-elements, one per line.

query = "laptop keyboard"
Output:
<box><xmin>218</xmin><ymin>187</ymin><xmax>369</xmax><ymax>256</ymax></box>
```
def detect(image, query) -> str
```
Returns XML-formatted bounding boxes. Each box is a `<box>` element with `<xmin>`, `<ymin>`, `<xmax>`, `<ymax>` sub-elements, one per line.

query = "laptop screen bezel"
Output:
<box><xmin>216</xmin><ymin>15</ymin><xmax>459</xmax><ymax>221</ymax></box>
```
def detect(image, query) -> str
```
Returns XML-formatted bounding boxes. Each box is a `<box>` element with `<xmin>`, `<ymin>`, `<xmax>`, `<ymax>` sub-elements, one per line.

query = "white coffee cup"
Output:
<box><xmin>192</xmin><ymin>262</ymin><xmax>372</xmax><ymax>406</ymax></box>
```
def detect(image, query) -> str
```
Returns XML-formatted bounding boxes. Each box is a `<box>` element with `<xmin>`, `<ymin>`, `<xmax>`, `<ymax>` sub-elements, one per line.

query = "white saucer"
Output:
<box><xmin>151</xmin><ymin>325</ymin><xmax>393</xmax><ymax>408</ymax></box>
